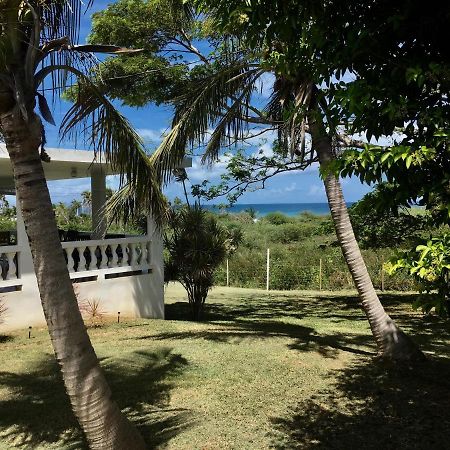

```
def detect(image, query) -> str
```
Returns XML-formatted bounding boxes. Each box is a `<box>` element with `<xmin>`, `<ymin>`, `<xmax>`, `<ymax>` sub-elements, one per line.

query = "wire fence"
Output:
<box><xmin>214</xmin><ymin>248</ymin><xmax>417</xmax><ymax>292</ymax></box>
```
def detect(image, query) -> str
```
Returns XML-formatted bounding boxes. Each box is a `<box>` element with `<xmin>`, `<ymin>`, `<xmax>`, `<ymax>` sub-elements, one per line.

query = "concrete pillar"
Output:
<box><xmin>147</xmin><ymin>214</ymin><xmax>164</xmax><ymax>318</ymax></box>
<box><xmin>91</xmin><ymin>166</ymin><xmax>107</xmax><ymax>239</ymax></box>
<box><xmin>15</xmin><ymin>194</ymin><xmax>35</xmax><ymax>277</ymax></box>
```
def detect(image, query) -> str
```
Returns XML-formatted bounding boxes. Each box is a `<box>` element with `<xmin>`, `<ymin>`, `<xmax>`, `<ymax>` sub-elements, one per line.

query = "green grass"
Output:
<box><xmin>1</xmin><ymin>285</ymin><xmax>450</xmax><ymax>449</ymax></box>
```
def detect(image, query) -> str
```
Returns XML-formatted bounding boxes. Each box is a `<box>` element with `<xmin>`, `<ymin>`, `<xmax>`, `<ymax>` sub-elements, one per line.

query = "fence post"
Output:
<box><xmin>226</xmin><ymin>258</ymin><xmax>229</xmax><ymax>287</ymax></box>
<box><xmin>266</xmin><ymin>248</ymin><xmax>270</xmax><ymax>291</ymax></box>
<box><xmin>319</xmin><ymin>258</ymin><xmax>323</xmax><ymax>291</ymax></box>
<box><xmin>381</xmin><ymin>259</ymin><xmax>385</xmax><ymax>291</ymax></box>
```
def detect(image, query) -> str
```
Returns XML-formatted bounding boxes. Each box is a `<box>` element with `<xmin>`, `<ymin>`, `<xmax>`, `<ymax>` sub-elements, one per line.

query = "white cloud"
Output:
<box><xmin>137</xmin><ymin>128</ymin><xmax>167</xmax><ymax>144</ymax></box>
<box><xmin>186</xmin><ymin>154</ymin><xmax>232</xmax><ymax>182</ymax></box>
<box><xmin>307</xmin><ymin>184</ymin><xmax>325</xmax><ymax>197</ymax></box>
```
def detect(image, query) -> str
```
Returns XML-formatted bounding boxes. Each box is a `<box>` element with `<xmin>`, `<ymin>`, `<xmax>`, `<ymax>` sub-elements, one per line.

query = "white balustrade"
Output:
<box><xmin>0</xmin><ymin>245</ymin><xmax>21</xmax><ymax>283</ymax></box>
<box><xmin>61</xmin><ymin>236</ymin><xmax>152</xmax><ymax>277</ymax></box>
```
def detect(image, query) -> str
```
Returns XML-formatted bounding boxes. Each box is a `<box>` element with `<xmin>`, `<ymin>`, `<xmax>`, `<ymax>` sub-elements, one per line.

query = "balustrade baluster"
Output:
<box><xmin>136</xmin><ymin>242</ymin><xmax>143</xmax><ymax>266</ymax></box>
<box><xmin>111</xmin><ymin>243</ymin><xmax>119</xmax><ymax>268</ymax></box>
<box><xmin>5</xmin><ymin>252</ymin><xmax>16</xmax><ymax>279</ymax></box>
<box><xmin>146</xmin><ymin>241</ymin><xmax>151</xmax><ymax>265</ymax></box>
<box><xmin>141</xmin><ymin>241</ymin><xmax>148</xmax><ymax>266</ymax></box>
<box><xmin>88</xmin><ymin>245</ymin><xmax>97</xmax><ymax>270</ymax></box>
<box><xmin>117</xmin><ymin>244</ymin><xmax>123</xmax><ymax>266</ymax></box>
<box><xmin>66</xmin><ymin>249</ymin><xmax>75</xmax><ymax>273</ymax></box>
<box><xmin>78</xmin><ymin>246</ymin><xmax>86</xmax><ymax>272</ymax></box>
<box><xmin>100</xmin><ymin>245</ymin><xmax>108</xmax><ymax>269</ymax></box>
<box><xmin>129</xmin><ymin>243</ymin><xmax>136</xmax><ymax>266</ymax></box>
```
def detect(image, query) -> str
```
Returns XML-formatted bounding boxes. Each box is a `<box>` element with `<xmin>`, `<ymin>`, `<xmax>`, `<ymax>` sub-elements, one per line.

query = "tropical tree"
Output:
<box><xmin>0</xmin><ymin>0</ymin><xmax>167</xmax><ymax>447</ymax></box>
<box><xmin>94</xmin><ymin>0</ymin><xmax>424</xmax><ymax>360</ymax></box>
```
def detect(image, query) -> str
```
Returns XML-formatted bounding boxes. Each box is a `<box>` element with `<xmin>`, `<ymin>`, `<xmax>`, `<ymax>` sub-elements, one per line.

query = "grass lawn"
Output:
<box><xmin>1</xmin><ymin>284</ymin><xmax>450</xmax><ymax>449</ymax></box>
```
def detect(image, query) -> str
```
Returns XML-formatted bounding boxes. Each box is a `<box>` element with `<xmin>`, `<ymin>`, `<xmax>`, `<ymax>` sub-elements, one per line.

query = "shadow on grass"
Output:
<box><xmin>0</xmin><ymin>348</ymin><xmax>192</xmax><ymax>449</ymax></box>
<box><xmin>271</xmin><ymin>356</ymin><xmax>450</xmax><ymax>450</ymax></box>
<box><xmin>144</xmin><ymin>319</ymin><xmax>374</xmax><ymax>358</ymax></box>
<box><xmin>164</xmin><ymin>292</ymin><xmax>450</xmax><ymax>359</ymax></box>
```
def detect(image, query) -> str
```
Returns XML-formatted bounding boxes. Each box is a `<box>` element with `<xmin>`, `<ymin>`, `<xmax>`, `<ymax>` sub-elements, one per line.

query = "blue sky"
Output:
<box><xmin>43</xmin><ymin>1</ymin><xmax>372</xmax><ymax>205</ymax></box>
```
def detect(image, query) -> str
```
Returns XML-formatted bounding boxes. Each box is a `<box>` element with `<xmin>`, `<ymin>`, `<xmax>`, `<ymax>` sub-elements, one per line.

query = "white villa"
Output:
<box><xmin>0</xmin><ymin>145</ymin><xmax>190</xmax><ymax>332</ymax></box>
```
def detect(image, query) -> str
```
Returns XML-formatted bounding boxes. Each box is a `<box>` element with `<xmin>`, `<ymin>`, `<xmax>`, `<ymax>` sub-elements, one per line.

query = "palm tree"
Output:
<box><xmin>112</xmin><ymin>48</ymin><xmax>422</xmax><ymax>360</ymax></box>
<box><xmin>307</xmin><ymin>94</ymin><xmax>422</xmax><ymax>360</ymax></box>
<box><xmin>0</xmin><ymin>0</ymin><xmax>166</xmax><ymax>447</ymax></box>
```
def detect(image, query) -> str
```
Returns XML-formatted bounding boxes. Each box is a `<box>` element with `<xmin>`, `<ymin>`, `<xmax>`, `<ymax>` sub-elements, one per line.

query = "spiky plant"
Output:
<box><xmin>164</xmin><ymin>204</ymin><xmax>228</xmax><ymax>320</ymax></box>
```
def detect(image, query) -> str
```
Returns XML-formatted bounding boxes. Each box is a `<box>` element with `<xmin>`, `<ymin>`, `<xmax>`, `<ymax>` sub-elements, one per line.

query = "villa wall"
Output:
<box><xmin>0</xmin><ymin>209</ymin><xmax>164</xmax><ymax>333</ymax></box>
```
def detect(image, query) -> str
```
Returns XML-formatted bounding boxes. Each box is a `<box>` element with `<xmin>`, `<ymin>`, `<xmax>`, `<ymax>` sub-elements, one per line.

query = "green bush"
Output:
<box><xmin>263</xmin><ymin>212</ymin><xmax>292</xmax><ymax>225</ymax></box>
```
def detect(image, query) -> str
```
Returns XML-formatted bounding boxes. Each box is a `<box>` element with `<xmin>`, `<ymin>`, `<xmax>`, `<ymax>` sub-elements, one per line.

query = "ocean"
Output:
<box><xmin>204</xmin><ymin>203</ymin><xmax>353</xmax><ymax>217</ymax></box>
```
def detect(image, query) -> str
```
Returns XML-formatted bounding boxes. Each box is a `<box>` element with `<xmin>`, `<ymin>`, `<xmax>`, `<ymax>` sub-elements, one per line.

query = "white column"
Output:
<box><xmin>15</xmin><ymin>195</ymin><xmax>35</xmax><ymax>278</ymax></box>
<box><xmin>91</xmin><ymin>166</ymin><xmax>107</xmax><ymax>239</ymax></box>
<box><xmin>147</xmin><ymin>214</ymin><xmax>164</xmax><ymax>318</ymax></box>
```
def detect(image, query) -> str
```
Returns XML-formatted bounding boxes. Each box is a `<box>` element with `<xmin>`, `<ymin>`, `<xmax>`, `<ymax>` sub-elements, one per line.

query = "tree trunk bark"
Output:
<box><xmin>308</xmin><ymin>112</ymin><xmax>424</xmax><ymax>362</ymax></box>
<box><xmin>0</xmin><ymin>110</ymin><xmax>146</xmax><ymax>449</ymax></box>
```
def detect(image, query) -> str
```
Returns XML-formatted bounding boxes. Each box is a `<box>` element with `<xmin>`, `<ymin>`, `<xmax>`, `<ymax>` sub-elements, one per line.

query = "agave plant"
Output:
<box><xmin>0</xmin><ymin>0</ymin><xmax>170</xmax><ymax>447</ymax></box>
<box><xmin>164</xmin><ymin>204</ymin><xmax>228</xmax><ymax>320</ymax></box>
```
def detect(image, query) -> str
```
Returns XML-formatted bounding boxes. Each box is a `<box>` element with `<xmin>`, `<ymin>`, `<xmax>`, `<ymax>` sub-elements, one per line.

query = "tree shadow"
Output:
<box><xmin>147</xmin><ymin>311</ymin><xmax>375</xmax><ymax>358</ymax></box>
<box><xmin>164</xmin><ymin>292</ymin><xmax>449</xmax><ymax>360</ymax></box>
<box><xmin>271</xmin><ymin>356</ymin><xmax>450</xmax><ymax>449</ymax></box>
<box><xmin>165</xmin><ymin>292</ymin><xmax>424</xmax><ymax>324</ymax></box>
<box><xmin>0</xmin><ymin>348</ymin><xmax>192</xmax><ymax>449</ymax></box>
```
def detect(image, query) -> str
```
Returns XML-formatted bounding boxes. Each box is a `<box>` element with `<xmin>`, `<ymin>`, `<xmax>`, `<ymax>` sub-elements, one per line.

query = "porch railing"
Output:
<box><xmin>62</xmin><ymin>235</ymin><xmax>152</xmax><ymax>277</ymax></box>
<box><xmin>0</xmin><ymin>244</ymin><xmax>22</xmax><ymax>288</ymax></box>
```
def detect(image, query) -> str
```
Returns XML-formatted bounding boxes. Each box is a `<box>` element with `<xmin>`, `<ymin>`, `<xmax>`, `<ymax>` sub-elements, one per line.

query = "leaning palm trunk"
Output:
<box><xmin>0</xmin><ymin>110</ymin><xmax>146</xmax><ymax>449</ymax></box>
<box><xmin>308</xmin><ymin>113</ymin><xmax>423</xmax><ymax>361</ymax></box>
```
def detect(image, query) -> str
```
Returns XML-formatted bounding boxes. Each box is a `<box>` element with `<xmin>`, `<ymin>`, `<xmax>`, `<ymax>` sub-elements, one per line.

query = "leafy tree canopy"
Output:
<box><xmin>88</xmin><ymin>0</ymin><xmax>220</xmax><ymax>106</ymax></box>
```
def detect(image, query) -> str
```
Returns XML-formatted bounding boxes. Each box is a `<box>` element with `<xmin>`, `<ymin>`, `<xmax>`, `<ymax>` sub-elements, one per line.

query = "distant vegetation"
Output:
<box><xmin>0</xmin><ymin>192</ymin><xmax>439</xmax><ymax>293</ymax></box>
<box><xmin>212</xmin><ymin>198</ymin><xmax>437</xmax><ymax>292</ymax></box>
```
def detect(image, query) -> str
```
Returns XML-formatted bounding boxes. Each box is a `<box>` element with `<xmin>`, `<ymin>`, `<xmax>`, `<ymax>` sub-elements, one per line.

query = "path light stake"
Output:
<box><xmin>117</xmin><ymin>311</ymin><xmax>120</xmax><ymax>324</ymax></box>
<box><xmin>28</xmin><ymin>326</ymin><xmax>32</xmax><ymax>339</ymax></box>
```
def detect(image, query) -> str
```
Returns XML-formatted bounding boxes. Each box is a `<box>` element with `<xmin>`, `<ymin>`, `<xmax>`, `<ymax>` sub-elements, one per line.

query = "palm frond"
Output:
<box><xmin>265</xmin><ymin>76</ymin><xmax>314</xmax><ymax>162</ymax></box>
<box><xmin>59</xmin><ymin>77</ymin><xmax>168</xmax><ymax>225</ymax></box>
<box><xmin>150</xmin><ymin>61</ymin><xmax>262</xmax><ymax>183</ymax></box>
<box><xmin>202</xmin><ymin>69</ymin><xmax>264</xmax><ymax>164</ymax></box>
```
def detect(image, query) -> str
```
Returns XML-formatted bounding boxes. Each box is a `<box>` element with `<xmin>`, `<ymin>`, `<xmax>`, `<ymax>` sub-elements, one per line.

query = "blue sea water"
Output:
<box><xmin>204</xmin><ymin>203</ymin><xmax>353</xmax><ymax>217</ymax></box>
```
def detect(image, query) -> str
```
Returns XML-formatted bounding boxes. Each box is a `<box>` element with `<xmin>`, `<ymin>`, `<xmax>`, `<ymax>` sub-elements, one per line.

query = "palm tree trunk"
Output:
<box><xmin>0</xmin><ymin>110</ymin><xmax>146</xmax><ymax>449</ymax></box>
<box><xmin>308</xmin><ymin>113</ymin><xmax>423</xmax><ymax>362</ymax></box>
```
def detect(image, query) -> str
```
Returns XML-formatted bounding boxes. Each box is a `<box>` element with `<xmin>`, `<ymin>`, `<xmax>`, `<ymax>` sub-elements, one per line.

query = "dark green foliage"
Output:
<box><xmin>348</xmin><ymin>185</ymin><xmax>429</xmax><ymax>249</ymax></box>
<box><xmin>386</xmin><ymin>234</ymin><xmax>450</xmax><ymax>317</ymax></box>
<box><xmin>164</xmin><ymin>205</ymin><xmax>229</xmax><ymax>320</ymax></box>
<box><xmin>88</xmin><ymin>0</ymin><xmax>214</xmax><ymax>107</ymax></box>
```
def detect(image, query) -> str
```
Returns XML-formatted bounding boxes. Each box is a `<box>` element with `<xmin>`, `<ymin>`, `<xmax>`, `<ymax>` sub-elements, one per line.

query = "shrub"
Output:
<box><xmin>79</xmin><ymin>298</ymin><xmax>106</xmax><ymax>327</ymax></box>
<box><xmin>165</xmin><ymin>205</ymin><xmax>230</xmax><ymax>320</ymax></box>
<box><xmin>263</xmin><ymin>212</ymin><xmax>291</xmax><ymax>225</ymax></box>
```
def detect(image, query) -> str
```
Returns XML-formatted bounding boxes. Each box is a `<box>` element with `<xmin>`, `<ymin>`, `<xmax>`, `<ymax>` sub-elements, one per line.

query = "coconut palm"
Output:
<box><xmin>0</xmin><ymin>0</ymin><xmax>167</xmax><ymax>447</ymax></box>
<box><xmin>111</xmin><ymin>45</ymin><xmax>422</xmax><ymax>360</ymax></box>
